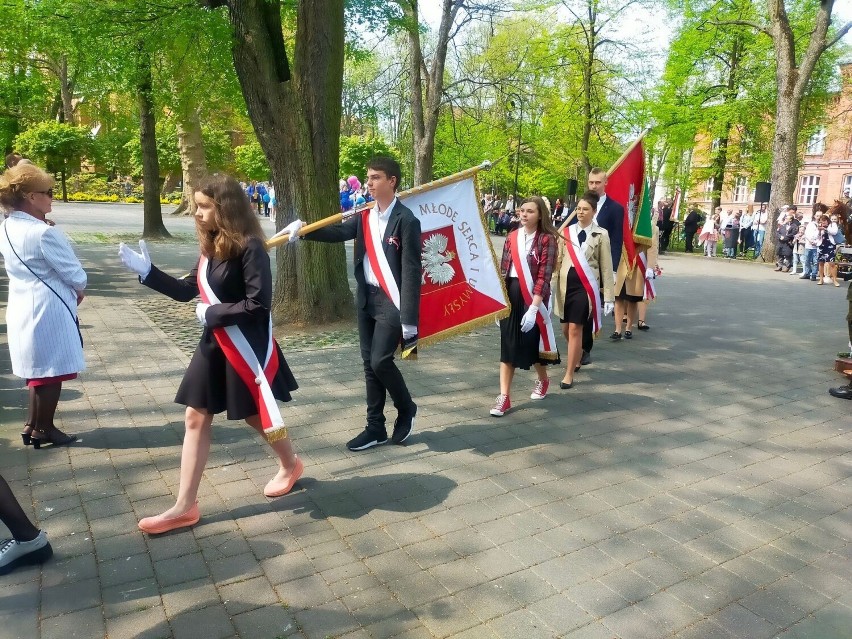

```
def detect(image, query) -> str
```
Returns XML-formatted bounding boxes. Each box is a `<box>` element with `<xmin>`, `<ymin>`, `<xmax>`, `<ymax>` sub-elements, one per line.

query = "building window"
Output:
<box><xmin>842</xmin><ymin>174</ymin><xmax>852</xmax><ymax>199</ymax></box>
<box><xmin>799</xmin><ymin>175</ymin><xmax>820</xmax><ymax>205</ymax></box>
<box><xmin>703</xmin><ymin>177</ymin><xmax>715</xmax><ymax>200</ymax></box>
<box><xmin>806</xmin><ymin>127</ymin><xmax>826</xmax><ymax>155</ymax></box>
<box><xmin>733</xmin><ymin>176</ymin><xmax>749</xmax><ymax>202</ymax></box>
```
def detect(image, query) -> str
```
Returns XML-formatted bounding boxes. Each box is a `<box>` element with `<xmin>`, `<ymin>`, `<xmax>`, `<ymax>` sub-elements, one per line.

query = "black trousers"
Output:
<box><xmin>582</xmin><ymin>316</ymin><xmax>594</xmax><ymax>353</ymax></box>
<box><xmin>660</xmin><ymin>227</ymin><xmax>673</xmax><ymax>252</ymax></box>
<box><xmin>685</xmin><ymin>230</ymin><xmax>696</xmax><ymax>252</ymax></box>
<box><xmin>358</xmin><ymin>285</ymin><xmax>413</xmax><ymax>436</ymax></box>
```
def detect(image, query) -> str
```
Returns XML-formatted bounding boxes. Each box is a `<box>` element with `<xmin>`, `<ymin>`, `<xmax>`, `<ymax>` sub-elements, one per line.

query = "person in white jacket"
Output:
<box><xmin>0</xmin><ymin>163</ymin><xmax>85</xmax><ymax>448</ymax></box>
<box><xmin>801</xmin><ymin>213</ymin><xmax>821</xmax><ymax>281</ymax></box>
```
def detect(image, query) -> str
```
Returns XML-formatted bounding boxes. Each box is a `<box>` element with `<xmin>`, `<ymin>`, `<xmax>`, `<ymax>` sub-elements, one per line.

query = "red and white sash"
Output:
<box><xmin>509</xmin><ymin>229</ymin><xmax>558</xmax><ymax>360</ymax></box>
<box><xmin>362</xmin><ymin>208</ymin><xmax>400</xmax><ymax>310</ymax></box>
<box><xmin>197</xmin><ymin>256</ymin><xmax>287</xmax><ymax>441</ymax></box>
<box><xmin>562</xmin><ymin>225</ymin><xmax>603</xmax><ymax>334</ymax></box>
<box><xmin>637</xmin><ymin>251</ymin><xmax>656</xmax><ymax>301</ymax></box>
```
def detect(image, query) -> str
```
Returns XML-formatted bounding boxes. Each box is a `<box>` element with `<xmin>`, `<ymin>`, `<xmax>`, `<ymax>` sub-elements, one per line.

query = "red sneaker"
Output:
<box><xmin>531</xmin><ymin>379</ymin><xmax>550</xmax><ymax>400</ymax></box>
<box><xmin>490</xmin><ymin>394</ymin><xmax>511</xmax><ymax>417</ymax></box>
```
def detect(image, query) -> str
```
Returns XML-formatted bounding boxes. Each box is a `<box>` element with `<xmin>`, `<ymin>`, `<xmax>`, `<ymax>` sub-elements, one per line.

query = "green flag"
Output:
<box><xmin>633</xmin><ymin>176</ymin><xmax>653</xmax><ymax>249</ymax></box>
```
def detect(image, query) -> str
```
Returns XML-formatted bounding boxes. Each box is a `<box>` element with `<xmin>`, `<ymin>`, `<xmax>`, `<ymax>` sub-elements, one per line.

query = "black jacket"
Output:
<box><xmin>684</xmin><ymin>210</ymin><xmax>703</xmax><ymax>233</ymax></box>
<box><xmin>597</xmin><ymin>196</ymin><xmax>625</xmax><ymax>268</ymax></box>
<box><xmin>306</xmin><ymin>200</ymin><xmax>422</xmax><ymax>326</ymax></box>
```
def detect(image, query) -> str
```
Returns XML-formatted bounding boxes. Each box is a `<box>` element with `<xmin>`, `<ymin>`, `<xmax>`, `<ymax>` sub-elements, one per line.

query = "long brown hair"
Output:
<box><xmin>196</xmin><ymin>174</ymin><xmax>265</xmax><ymax>259</ymax></box>
<box><xmin>521</xmin><ymin>196</ymin><xmax>559</xmax><ymax>240</ymax></box>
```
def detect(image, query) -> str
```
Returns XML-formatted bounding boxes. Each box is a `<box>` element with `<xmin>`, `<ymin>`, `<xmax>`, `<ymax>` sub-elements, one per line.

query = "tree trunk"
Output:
<box><xmin>761</xmin><ymin>0</ymin><xmax>850</xmax><ymax>262</ymax></box>
<box><xmin>577</xmin><ymin>0</ymin><xmax>597</xmax><ymax>175</ymax></box>
<box><xmin>217</xmin><ymin>0</ymin><xmax>351</xmax><ymax>325</ymax></box>
<box><xmin>174</xmin><ymin>107</ymin><xmax>207</xmax><ymax>215</ymax></box>
<box><xmin>406</xmin><ymin>0</ymin><xmax>461</xmax><ymax>185</ymax></box>
<box><xmin>137</xmin><ymin>50</ymin><xmax>170</xmax><ymax>238</ymax></box>
<box><xmin>709</xmin><ymin>135</ymin><xmax>729</xmax><ymax>212</ymax></box>
<box><xmin>59</xmin><ymin>54</ymin><xmax>74</xmax><ymax>125</ymax></box>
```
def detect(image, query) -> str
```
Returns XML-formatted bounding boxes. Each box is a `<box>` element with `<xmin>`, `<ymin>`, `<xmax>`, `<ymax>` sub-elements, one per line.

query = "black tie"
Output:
<box><xmin>578</xmin><ymin>230</ymin><xmax>586</xmax><ymax>245</ymax></box>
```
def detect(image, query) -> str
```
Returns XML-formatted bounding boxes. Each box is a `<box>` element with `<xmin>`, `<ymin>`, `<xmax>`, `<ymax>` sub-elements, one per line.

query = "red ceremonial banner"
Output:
<box><xmin>605</xmin><ymin>138</ymin><xmax>645</xmax><ymax>270</ymax></box>
<box><xmin>417</xmin><ymin>224</ymin><xmax>507</xmax><ymax>340</ymax></box>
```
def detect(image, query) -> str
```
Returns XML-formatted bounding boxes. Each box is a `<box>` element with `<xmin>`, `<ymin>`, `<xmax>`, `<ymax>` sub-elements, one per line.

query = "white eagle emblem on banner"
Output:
<box><xmin>421</xmin><ymin>233</ymin><xmax>456</xmax><ymax>285</ymax></box>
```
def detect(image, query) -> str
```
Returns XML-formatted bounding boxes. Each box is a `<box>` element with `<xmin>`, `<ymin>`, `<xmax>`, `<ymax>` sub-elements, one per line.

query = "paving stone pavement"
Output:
<box><xmin>1</xmin><ymin>241</ymin><xmax>851</xmax><ymax>639</ymax></box>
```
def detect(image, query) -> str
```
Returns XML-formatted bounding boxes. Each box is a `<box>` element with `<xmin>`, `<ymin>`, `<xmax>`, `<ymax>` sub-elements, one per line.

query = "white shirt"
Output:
<box><xmin>363</xmin><ymin>197</ymin><xmax>397</xmax><ymax>287</ymax></box>
<box><xmin>803</xmin><ymin>220</ymin><xmax>820</xmax><ymax>249</ymax></box>
<box><xmin>594</xmin><ymin>193</ymin><xmax>607</xmax><ymax>224</ymax></box>
<box><xmin>508</xmin><ymin>227</ymin><xmax>536</xmax><ymax>277</ymax></box>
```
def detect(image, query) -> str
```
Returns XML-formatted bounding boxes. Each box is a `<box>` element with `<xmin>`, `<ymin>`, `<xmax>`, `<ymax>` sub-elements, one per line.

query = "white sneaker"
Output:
<box><xmin>0</xmin><ymin>530</ymin><xmax>52</xmax><ymax>575</ymax></box>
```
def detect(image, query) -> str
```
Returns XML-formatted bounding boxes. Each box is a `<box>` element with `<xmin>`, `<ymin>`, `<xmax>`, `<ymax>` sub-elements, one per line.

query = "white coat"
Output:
<box><xmin>0</xmin><ymin>211</ymin><xmax>87</xmax><ymax>379</ymax></box>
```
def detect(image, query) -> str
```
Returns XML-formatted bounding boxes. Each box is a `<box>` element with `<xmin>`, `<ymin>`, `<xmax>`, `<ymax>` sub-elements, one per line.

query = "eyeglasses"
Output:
<box><xmin>34</xmin><ymin>189</ymin><xmax>53</xmax><ymax>198</ymax></box>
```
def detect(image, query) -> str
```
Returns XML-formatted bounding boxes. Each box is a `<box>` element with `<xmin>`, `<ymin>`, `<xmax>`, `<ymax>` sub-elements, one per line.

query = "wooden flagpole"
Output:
<box><xmin>265</xmin><ymin>161</ymin><xmax>494</xmax><ymax>251</ymax></box>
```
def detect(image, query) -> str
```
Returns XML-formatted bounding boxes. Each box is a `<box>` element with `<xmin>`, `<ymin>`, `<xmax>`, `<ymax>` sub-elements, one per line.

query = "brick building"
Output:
<box><xmin>686</xmin><ymin>62</ymin><xmax>852</xmax><ymax>212</ymax></box>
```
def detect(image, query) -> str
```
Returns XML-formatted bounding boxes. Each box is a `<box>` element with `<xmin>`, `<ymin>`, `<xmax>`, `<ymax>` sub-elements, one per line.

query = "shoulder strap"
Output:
<box><xmin>3</xmin><ymin>222</ymin><xmax>83</xmax><ymax>347</ymax></box>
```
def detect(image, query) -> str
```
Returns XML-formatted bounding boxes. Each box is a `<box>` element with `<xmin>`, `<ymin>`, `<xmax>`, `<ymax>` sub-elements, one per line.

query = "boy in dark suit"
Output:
<box><xmin>581</xmin><ymin>168</ymin><xmax>624</xmax><ymax>363</ymax></box>
<box><xmin>287</xmin><ymin>157</ymin><xmax>422</xmax><ymax>450</ymax></box>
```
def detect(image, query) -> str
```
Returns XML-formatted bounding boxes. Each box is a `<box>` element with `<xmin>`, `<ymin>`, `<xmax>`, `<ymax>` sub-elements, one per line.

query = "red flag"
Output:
<box><xmin>605</xmin><ymin>137</ymin><xmax>645</xmax><ymax>270</ymax></box>
<box><xmin>672</xmin><ymin>187</ymin><xmax>682</xmax><ymax>221</ymax></box>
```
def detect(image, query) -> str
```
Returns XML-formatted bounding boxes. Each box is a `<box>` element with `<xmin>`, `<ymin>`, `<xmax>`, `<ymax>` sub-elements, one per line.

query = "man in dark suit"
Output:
<box><xmin>683</xmin><ymin>205</ymin><xmax>704</xmax><ymax>253</ymax></box>
<box><xmin>580</xmin><ymin>168</ymin><xmax>624</xmax><ymax>363</ymax></box>
<box><xmin>288</xmin><ymin>157</ymin><xmax>421</xmax><ymax>450</ymax></box>
<box><xmin>658</xmin><ymin>201</ymin><xmax>674</xmax><ymax>253</ymax></box>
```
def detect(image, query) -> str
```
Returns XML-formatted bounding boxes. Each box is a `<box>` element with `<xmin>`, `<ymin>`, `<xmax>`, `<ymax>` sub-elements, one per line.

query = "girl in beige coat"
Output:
<box><xmin>551</xmin><ymin>191</ymin><xmax>615</xmax><ymax>388</ymax></box>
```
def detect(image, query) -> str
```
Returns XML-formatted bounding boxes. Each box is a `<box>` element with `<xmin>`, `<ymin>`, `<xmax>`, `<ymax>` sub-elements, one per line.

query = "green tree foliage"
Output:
<box><xmin>339</xmin><ymin>136</ymin><xmax>399</xmax><ymax>181</ymax></box>
<box><xmin>14</xmin><ymin>121</ymin><xmax>91</xmax><ymax>200</ymax></box>
<box><xmin>233</xmin><ymin>140</ymin><xmax>269</xmax><ymax>182</ymax></box>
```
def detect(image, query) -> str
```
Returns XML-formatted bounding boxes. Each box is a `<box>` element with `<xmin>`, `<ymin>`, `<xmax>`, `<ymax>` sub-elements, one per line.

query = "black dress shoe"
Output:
<box><xmin>391</xmin><ymin>403</ymin><xmax>417</xmax><ymax>444</ymax></box>
<box><xmin>580</xmin><ymin>351</ymin><xmax>591</xmax><ymax>366</ymax></box>
<box><xmin>623</xmin><ymin>331</ymin><xmax>633</xmax><ymax>339</ymax></box>
<box><xmin>574</xmin><ymin>365</ymin><xmax>581</xmax><ymax>372</ymax></box>
<box><xmin>610</xmin><ymin>331</ymin><xmax>622</xmax><ymax>340</ymax></box>
<box><xmin>560</xmin><ymin>381</ymin><xmax>573</xmax><ymax>389</ymax></box>
<box><xmin>828</xmin><ymin>385</ymin><xmax>852</xmax><ymax>400</ymax></box>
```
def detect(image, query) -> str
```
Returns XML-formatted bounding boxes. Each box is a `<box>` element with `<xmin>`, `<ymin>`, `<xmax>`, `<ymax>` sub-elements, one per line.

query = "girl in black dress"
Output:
<box><xmin>119</xmin><ymin>175</ymin><xmax>303</xmax><ymax>534</ymax></box>
<box><xmin>491</xmin><ymin>197</ymin><xmax>560</xmax><ymax>416</ymax></box>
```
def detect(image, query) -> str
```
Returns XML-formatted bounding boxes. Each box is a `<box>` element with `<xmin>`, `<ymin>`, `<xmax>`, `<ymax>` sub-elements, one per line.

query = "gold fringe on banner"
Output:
<box><xmin>414</xmin><ymin>307</ymin><xmax>511</xmax><ymax>351</ymax></box>
<box><xmin>266</xmin><ymin>428</ymin><xmax>288</xmax><ymax>443</ymax></box>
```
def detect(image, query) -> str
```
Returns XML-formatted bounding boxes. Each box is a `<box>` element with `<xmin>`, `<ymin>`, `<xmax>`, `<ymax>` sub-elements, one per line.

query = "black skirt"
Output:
<box><xmin>175</xmin><ymin>330</ymin><xmax>298</xmax><ymax>420</ymax></box>
<box><xmin>561</xmin><ymin>268</ymin><xmax>590</xmax><ymax>324</ymax></box>
<box><xmin>615</xmin><ymin>276</ymin><xmax>643</xmax><ymax>303</ymax></box>
<box><xmin>500</xmin><ymin>278</ymin><xmax>560</xmax><ymax>369</ymax></box>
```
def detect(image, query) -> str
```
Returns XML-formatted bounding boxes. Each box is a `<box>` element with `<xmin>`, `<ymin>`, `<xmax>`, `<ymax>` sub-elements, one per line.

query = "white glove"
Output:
<box><xmin>603</xmin><ymin>302</ymin><xmax>614</xmax><ymax>316</ymax></box>
<box><xmin>402</xmin><ymin>324</ymin><xmax>417</xmax><ymax>339</ymax></box>
<box><xmin>118</xmin><ymin>240</ymin><xmax>152</xmax><ymax>279</ymax></box>
<box><xmin>520</xmin><ymin>305</ymin><xmax>539</xmax><ymax>332</ymax></box>
<box><xmin>284</xmin><ymin>219</ymin><xmax>304</xmax><ymax>243</ymax></box>
<box><xmin>195</xmin><ymin>302</ymin><xmax>210</xmax><ymax>326</ymax></box>
<box><xmin>645</xmin><ymin>267</ymin><xmax>655</xmax><ymax>280</ymax></box>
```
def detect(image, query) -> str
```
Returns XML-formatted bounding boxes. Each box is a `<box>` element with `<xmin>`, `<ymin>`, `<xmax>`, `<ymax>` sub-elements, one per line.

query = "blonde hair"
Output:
<box><xmin>0</xmin><ymin>163</ymin><xmax>54</xmax><ymax>211</ymax></box>
<box><xmin>195</xmin><ymin>174</ymin><xmax>265</xmax><ymax>260</ymax></box>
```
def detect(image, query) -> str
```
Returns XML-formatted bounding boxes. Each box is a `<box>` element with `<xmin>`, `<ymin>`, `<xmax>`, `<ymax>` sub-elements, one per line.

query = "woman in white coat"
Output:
<box><xmin>0</xmin><ymin>163</ymin><xmax>85</xmax><ymax>447</ymax></box>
